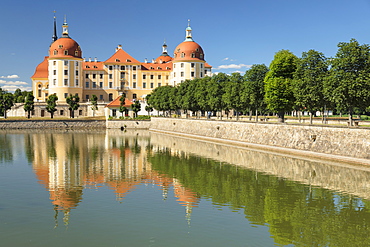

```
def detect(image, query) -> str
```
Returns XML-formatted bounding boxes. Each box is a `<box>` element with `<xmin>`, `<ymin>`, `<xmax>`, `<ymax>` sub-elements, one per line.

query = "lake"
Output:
<box><xmin>1</xmin><ymin>129</ymin><xmax>370</xmax><ymax>246</ymax></box>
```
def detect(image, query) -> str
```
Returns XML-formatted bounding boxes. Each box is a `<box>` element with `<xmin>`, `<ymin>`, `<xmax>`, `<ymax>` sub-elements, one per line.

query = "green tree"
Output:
<box><xmin>46</xmin><ymin>94</ymin><xmax>58</xmax><ymax>119</ymax></box>
<box><xmin>324</xmin><ymin>39</ymin><xmax>370</xmax><ymax>126</ymax></box>
<box><xmin>223</xmin><ymin>73</ymin><xmax>243</xmax><ymax>120</ymax></box>
<box><xmin>23</xmin><ymin>92</ymin><xmax>35</xmax><ymax>119</ymax></box>
<box><xmin>0</xmin><ymin>92</ymin><xmax>14</xmax><ymax>119</ymax></box>
<box><xmin>208</xmin><ymin>73</ymin><xmax>228</xmax><ymax>119</ymax></box>
<box><xmin>90</xmin><ymin>94</ymin><xmax>98</xmax><ymax>117</ymax></box>
<box><xmin>243</xmin><ymin>64</ymin><xmax>269</xmax><ymax>122</ymax></box>
<box><xmin>119</xmin><ymin>95</ymin><xmax>127</xmax><ymax>117</ymax></box>
<box><xmin>264</xmin><ymin>50</ymin><xmax>298</xmax><ymax>122</ymax></box>
<box><xmin>131</xmin><ymin>100</ymin><xmax>141</xmax><ymax>118</ymax></box>
<box><xmin>145</xmin><ymin>94</ymin><xmax>154</xmax><ymax>116</ymax></box>
<box><xmin>293</xmin><ymin>50</ymin><xmax>328</xmax><ymax>124</ymax></box>
<box><xmin>66</xmin><ymin>93</ymin><xmax>80</xmax><ymax>118</ymax></box>
<box><xmin>14</xmin><ymin>89</ymin><xmax>22</xmax><ymax>103</ymax></box>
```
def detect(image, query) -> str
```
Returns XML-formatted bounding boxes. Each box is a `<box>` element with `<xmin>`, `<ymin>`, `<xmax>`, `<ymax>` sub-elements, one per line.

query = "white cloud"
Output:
<box><xmin>215</xmin><ymin>64</ymin><xmax>252</xmax><ymax>70</ymax></box>
<box><xmin>222</xmin><ymin>58</ymin><xmax>236</xmax><ymax>62</ymax></box>
<box><xmin>0</xmin><ymin>80</ymin><xmax>28</xmax><ymax>85</ymax></box>
<box><xmin>1</xmin><ymin>85</ymin><xmax>32</xmax><ymax>92</ymax></box>
<box><xmin>0</xmin><ymin>74</ymin><xmax>19</xmax><ymax>79</ymax></box>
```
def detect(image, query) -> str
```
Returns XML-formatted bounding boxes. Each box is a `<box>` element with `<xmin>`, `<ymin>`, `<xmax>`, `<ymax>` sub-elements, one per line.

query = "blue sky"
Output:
<box><xmin>1</xmin><ymin>0</ymin><xmax>370</xmax><ymax>92</ymax></box>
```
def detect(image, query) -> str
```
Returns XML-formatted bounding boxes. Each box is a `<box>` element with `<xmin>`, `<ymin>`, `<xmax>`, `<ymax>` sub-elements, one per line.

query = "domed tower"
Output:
<box><xmin>171</xmin><ymin>22</ymin><xmax>206</xmax><ymax>86</ymax></box>
<box><xmin>48</xmin><ymin>17</ymin><xmax>83</xmax><ymax>102</ymax></box>
<box><xmin>154</xmin><ymin>41</ymin><xmax>172</xmax><ymax>64</ymax></box>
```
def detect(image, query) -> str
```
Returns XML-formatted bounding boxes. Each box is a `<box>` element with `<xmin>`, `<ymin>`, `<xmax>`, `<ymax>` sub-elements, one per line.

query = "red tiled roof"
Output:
<box><xmin>105</xmin><ymin>48</ymin><xmax>140</xmax><ymax>64</ymax></box>
<box><xmin>83</xmin><ymin>61</ymin><xmax>104</xmax><ymax>70</ymax></box>
<box><xmin>106</xmin><ymin>96</ymin><xmax>134</xmax><ymax>108</ymax></box>
<box><xmin>31</xmin><ymin>56</ymin><xmax>49</xmax><ymax>79</ymax></box>
<box><xmin>205</xmin><ymin>62</ymin><xmax>212</xmax><ymax>68</ymax></box>
<box><xmin>141</xmin><ymin>62</ymin><xmax>173</xmax><ymax>71</ymax></box>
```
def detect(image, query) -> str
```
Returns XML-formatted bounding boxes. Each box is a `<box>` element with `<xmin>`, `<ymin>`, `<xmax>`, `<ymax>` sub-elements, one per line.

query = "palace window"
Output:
<box><xmin>133</xmin><ymin>74</ymin><xmax>136</xmax><ymax>79</ymax></box>
<box><xmin>86</xmin><ymin>74</ymin><xmax>89</xmax><ymax>79</ymax></box>
<box><xmin>150</xmin><ymin>83</ymin><xmax>154</xmax><ymax>88</ymax></box>
<box><xmin>100</xmin><ymin>95</ymin><xmax>103</xmax><ymax>100</ymax></box>
<box><xmin>93</xmin><ymin>74</ymin><xmax>96</xmax><ymax>79</ymax></box>
<box><xmin>120</xmin><ymin>66</ymin><xmax>125</xmax><ymax>70</ymax></box>
<box><xmin>143</xmin><ymin>82</ymin><xmax>146</xmax><ymax>88</ymax></box>
<box><xmin>64</xmin><ymin>61</ymin><xmax>68</xmax><ymax>66</ymax></box>
<box><xmin>133</xmin><ymin>66</ymin><xmax>136</xmax><ymax>70</ymax></box>
<box><xmin>53</xmin><ymin>79</ymin><xmax>56</xmax><ymax>85</ymax></box>
<box><xmin>86</xmin><ymin>95</ymin><xmax>89</xmax><ymax>100</ymax></box>
<box><xmin>64</xmin><ymin>70</ymin><xmax>68</xmax><ymax>75</ymax></box>
<box><xmin>99</xmin><ymin>82</ymin><xmax>103</xmax><ymax>88</ymax></box>
<box><xmin>86</xmin><ymin>81</ymin><xmax>89</xmax><ymax>88</ymax></box>
<box><xmin>53</xmin><ymin>70</ymin><xmax>56</xmax><ymax>75</ymax></box>
<box><xmin>143</xmin><ymin>74</ymin><xmax>146</xmax><ymax>79</ymax></box>
<box><xmin>76</xmin><ymin>79</ymin><xmax>79</xmax><ymax>86</ymax></box>
<box><xmin>53</xmin><ymin>61</ymin><xmax>56</xmax><ymax>66</ymax></box>
<box><xmin>158</xmin><ymin>75</ymin><xmax>161</xmax><ymax>79</ymax></box>
<box><xmin>158</xmin><ymin>83</ymin><xmax>161</xmax><ymax>87</ymax></box>
<box><xmin>64</xmin><ymin>93</ymin><xmax>68</xmax><ymax>98</ymax></box>
<box><xmin>181</xmin><ymin>72</ymin><xmax>184</xmax><ymax>77</ymax></box>
<box><xmin>181</xmin><ymin>63</ymin><xmax>184</xmax><ymax>68</ymax></box>
<box><xmin>109</xmin><ymin>74</ymin><xmax>113</xmax><ymax>79</ymax></box>
<box><xmin>93</xmin><ymin>81</ymin><xmax>97</xmax><ymax>88</ymax></box>
<box><xmin>191</xmin><ymin>72</ymin><xmax>194</xmax><ymax>77</ymax></box>
<box><xmin>191</xmin><ymin>63</ymin><xmax>195</xmax><ymax>68</ymax></box>
<box><xmin>76</xmin><ymin>70</ymin><xmax>79</xmax><ymax>76</ymax></box>
<box><xmin>109</xmin><ymin>82</ymin><xmax>112</xmax><ymax>88</ymax></box>
<box><xmin>133</xmin><ymin>94</ymin><xmax>137</xmax><ymax>99</ymax></box>
<box><xmin>150</xmin><ymin>75</ymin><xmax>154</xmax><ymax>80</ymax></box>
<box><xmin>133</xmin><ymin>82</ymin><xmax>137</xmax><ymax>88</ymax></box>
<box><xmin>64</xmin><ymin>79</ymin><xmax>68</xmax><ymax>85</ymax></box>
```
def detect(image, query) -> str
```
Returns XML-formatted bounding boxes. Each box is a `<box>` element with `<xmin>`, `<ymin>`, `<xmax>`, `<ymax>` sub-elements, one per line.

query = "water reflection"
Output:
<box><xmin>24</xmin><ymin>130</ymin><xmax>199</xmax><ymax>226</ymax></box>
<box><xmin>13</xmin><ymin>129</ymin><xmax>370</xmax><ymax>245</ymax></box>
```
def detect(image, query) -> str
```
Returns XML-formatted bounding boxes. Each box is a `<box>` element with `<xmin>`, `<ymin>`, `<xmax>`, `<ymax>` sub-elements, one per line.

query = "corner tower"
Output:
<box><xmin>47</xmin><ymin>16</ymin><xmax>83</xmax><ymax>102</ymax></box>
<box><xmin>171</xmin><ymin>21</ymin><xmax>206</xmax><ymax>86</ymax></box>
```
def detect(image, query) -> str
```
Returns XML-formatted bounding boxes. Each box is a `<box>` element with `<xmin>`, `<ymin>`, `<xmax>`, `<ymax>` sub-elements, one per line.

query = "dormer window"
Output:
<box><xmin>115</xmin><ymin>59</ymin><xmax>120</xmax><ymax>62</ymax></box>
<box><xmin>200</xmin><ymin>54</ymin><xmax>204</xmax><ymax>59</ymax></box>
<box><xmin>181</xmin><ymin>52</ymin><xmax>185</xmax><ymax>58</ymax></box>
<box><xmin>93</xmin><ymin>66</ymin><xmax>98</xmax><ymax>68</ymax></box>
<box><xmin>157</xmin><ymin>67</ymin><xmax>161</xmax><ymax>70</ymax></box>
<box><xmin>75</xmin><ymin>50</ymin><xmax>79</xmax><ymax>56</ymax></box>
<box><xmin>126</xmin><ymin>59</ymin><xmax>131</xmax><ymax>62</ymax></box>
<box><xmin>150</xmin><ymin>67</ymin><xmax>154</xmax><ymax>70</ymax></box>
<box><xmin>191</xmin><ymin>53</ymin><xmax>195</xmax><ymax>58</ymax></box>
<box><xmin>64</xmin><ymin>50</ymin><xmax>68</xmax><ymax>55</ymax></box>
<box><xmin>85</xmin><ymin>65</ymin><xmax>90</xmax><ymax>68</ymax></box>
<box><xmin>53</xmin><ymin>50</ymin><xmax>57</xmax><ymax>55</ymax></box>
<box><xmin>196</xmin><ymin>48</ymin><xmax>199</xmax><ymax>52</ymax></box>
<box><xmin>59</xmin><ymin>45</ymin><xmax>63</xmax><ymax>49</ymax></box>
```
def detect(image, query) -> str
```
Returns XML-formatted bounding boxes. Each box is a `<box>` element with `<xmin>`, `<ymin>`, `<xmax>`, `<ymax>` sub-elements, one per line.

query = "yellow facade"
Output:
<box><xmin>31</xmin><ymin>19</ymin><xmax>211</xmax><ymax>104</ymax></box>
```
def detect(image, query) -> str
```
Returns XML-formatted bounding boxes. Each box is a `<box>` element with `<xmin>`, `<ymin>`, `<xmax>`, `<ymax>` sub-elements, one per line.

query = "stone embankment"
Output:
<box><xmin>150</xmin><ymin>117</ymin><xmax>370</xmax><ymax>162</ymax></box>
<box><xmin>0</xmin><ymin>120</ymin><xmax>106</xmax><ymax>129</ymax></box>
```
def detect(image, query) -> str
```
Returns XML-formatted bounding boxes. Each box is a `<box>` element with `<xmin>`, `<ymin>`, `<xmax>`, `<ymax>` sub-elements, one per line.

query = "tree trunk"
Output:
<box><xmin>27</xmin><ymin>111</ymin><xmax>30</xmax><ymax>119</ymax></box>
<box><xmin>298</xmin><ymin>111</ymin><xmax>301</xmax><ymax>123</ymax></box>
<box><xmin>348</xmin><ymin>109</ymin><xmax>353</xmax><ymax>126</ymax></box>
<box><xmin>249</xmin><ymin>110</ymin><xmax>252</xmax><ymax>121</ymax></box>
<box><xmin>51</xmin><ymin>112</ymin><xmax>54</xmax><ymax>119</ymax></box>
<box><xmin>310</xmin><ymin>111</ymin><xmax>313</xmax><ymax>125</ymax></box>
<box><xmin>277</xmin><ymin>112</ymin><xmax>285</xmax><ymax>123</ymax></box>
<box><xmin>255</xmin><ymin>109</ymin><xmax>258</xmax><ymax>122</ymax></box>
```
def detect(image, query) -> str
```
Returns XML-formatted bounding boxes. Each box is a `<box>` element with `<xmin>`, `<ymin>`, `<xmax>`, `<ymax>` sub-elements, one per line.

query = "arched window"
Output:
<box><xmin>64</xmin><ymin>50</ymin><xmax>68</xmax><ymax>55</ymax></box>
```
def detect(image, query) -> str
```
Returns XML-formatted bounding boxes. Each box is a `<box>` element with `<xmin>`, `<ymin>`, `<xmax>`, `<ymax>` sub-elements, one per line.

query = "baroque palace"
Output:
<box><xmin>29</xmin><ymin>16</ymin><xmax>211</xmax><ymax>117</ymax></box>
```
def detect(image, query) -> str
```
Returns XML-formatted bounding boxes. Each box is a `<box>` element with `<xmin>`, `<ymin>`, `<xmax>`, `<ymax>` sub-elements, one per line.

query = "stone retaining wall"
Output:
<box><xmin>150</xmin><ymin>117</ymin><xmax>370</xmax><ymax>160</ymax></box>
<box><xmin>0</xmin><ymin>120</ymin><xmax>106</xmax><ymax>129</ymax></box>
<box><xmin>106</xmin><ymin>120</ymin><xmax>151</xmax><ymax>129</ymax></box>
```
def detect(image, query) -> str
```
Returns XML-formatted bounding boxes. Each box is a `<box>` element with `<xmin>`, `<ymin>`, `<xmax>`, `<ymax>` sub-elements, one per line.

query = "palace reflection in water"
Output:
<box><xmin>26</xmin><ymin>130</ymin><xmax>199</xmax><ymax>227</ymax></box>
<box><xmin>10</xmin><ymin>129</ymin><xmax>370</xmax><ymax>246</ymax></box>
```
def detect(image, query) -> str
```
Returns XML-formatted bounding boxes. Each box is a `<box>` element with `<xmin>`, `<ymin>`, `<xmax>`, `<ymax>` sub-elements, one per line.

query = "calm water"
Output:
<box><xmin>1</xmin><ymin>130</ymin><xmax>370</xmax><ymax>247</ymax></box>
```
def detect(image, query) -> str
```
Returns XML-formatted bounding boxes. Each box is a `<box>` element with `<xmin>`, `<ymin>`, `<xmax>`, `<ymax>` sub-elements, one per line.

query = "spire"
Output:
<box><xmin>162</xmin><ymin>39</ymin><xmax>168</xmax><ymax>56</ymax></box>
<box><xmin>62</xmin><ymin>15</ymin><xmax>69</xmax><ymax>38</ymax></box>
<box><xmin>52</xmin><ymin>11</ymin><xmax>58</xmax><ymax>43</ymax></box>
<box><xmin>185</xmin><ymin>19</ymin><xmax>193</xmax><ymax>42</ymax></box>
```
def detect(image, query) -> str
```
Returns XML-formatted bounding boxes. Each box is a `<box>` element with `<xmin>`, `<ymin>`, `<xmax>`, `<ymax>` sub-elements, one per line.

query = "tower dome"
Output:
<box><xmin>49</xmin><ymin>17</ymin><xmax>82</xmax><ymax>58</ymax></box>
<box><xmin>173</xmin><ymin>22</ymin><xmax>204</xmax><ymax>62</ymax></box>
